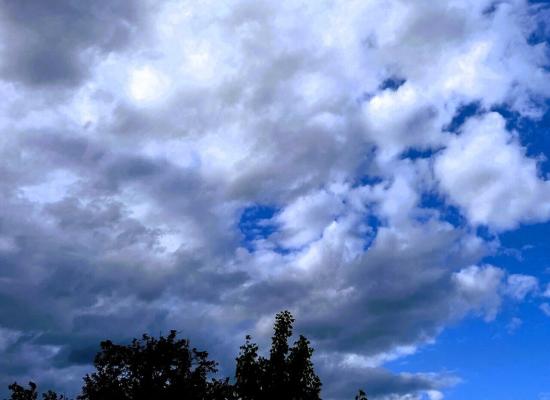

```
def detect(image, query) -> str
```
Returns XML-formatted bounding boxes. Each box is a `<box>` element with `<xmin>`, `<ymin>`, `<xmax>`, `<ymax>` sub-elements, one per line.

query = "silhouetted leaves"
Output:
<box><xmin>77</xmin><ymin>330</ymin><xmax>231</xmax><ymax>400</ymax></box>
<box><xmin>5</xmin><ymin>383</ymin><xmax>69</xmax><ymax>400</ymax></box>
<box><xmin>41</xmin><ymin>391</ymin><xmax>68</xmax><ymax>400</ymax></box>
<box><xmin>234</xmin><ymin>335</ymin><xmax>264</xmax><ymax>399</ymax></box>
<box><xmin>5</xmin><ymin>311</ymin><xmax>367</xmax><ymax>399</ymax></box>
<box><xmin>235</xmin><ymin>310</ymin><xmax>321</xmax><ymax>400</ymax></box>
<box><xmin>6</xmin><ymin>382</ymin><xmax>37</xmax><ymax>400</ymax></box>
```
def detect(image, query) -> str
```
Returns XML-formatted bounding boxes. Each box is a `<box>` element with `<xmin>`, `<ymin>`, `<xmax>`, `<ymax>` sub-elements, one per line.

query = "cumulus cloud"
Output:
<box><xmin>0</xmin><ymin>0</ymin><xmax>548</xmax><ymax>399</ymax></box>
<box><xmin>452</xmin><ymin>265</ymin><xmax>505</xmax><ymax>321</ymax></box>
<box><xmin>435</xmin><ymin>112</ymin><xmax>550</xmax><ymax>230</ymax></box>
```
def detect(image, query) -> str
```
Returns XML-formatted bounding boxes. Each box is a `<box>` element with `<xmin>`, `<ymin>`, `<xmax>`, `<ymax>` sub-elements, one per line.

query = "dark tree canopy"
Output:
<box><xmin>6</xmin><ymin>311</ymin><xmax>367</xmax><ymax>400</ymax></box>
<box><xmin>5</xmin><ymin>383</ymin><xmax>68</xmax><ymax>400</ymax></box>
<box><xmin>6</xmin><ymin>382</ymin><xmax>37</xmax><ymax>400</ymax></box>
<box><xmin>235</xmin><ymin>310</ymin><xmax>322</xmax><ymax>400</ymax></box>
<box><xmin>77</xmin><ymin>330</ymin><xmax>232</xmax><ymax>400</ymax></box>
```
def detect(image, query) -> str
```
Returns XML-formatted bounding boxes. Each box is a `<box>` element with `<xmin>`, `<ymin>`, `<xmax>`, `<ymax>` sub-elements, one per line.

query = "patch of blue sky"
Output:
<box><xmin>379</xmin><ymin>77</ymin><xmax>406</xmax><ymax>91</ymax></box>
<box><xmin>527</xmin><ymin>17</ymin><xmax>550</xmax><ymax>46</ymax></box>
<box><xmin>356</xmin><ymin>76</ymin><xmax>406</xmax><ymax>104</ymax></box>
<box><xmin>443</xmin><ymin>101</ymin><xmax>482</xmax><ymax>133</ymax></box>
<box><xmin>352</xmin><ymin>174</ymin><xmax>384</xmax><ymax>188</ymax></box>
<box><xmin>528</xmin><ymin>0</ymin><xmax>550</xmax><ymax>7</ymax></box>
<box><xmin>362</xmin><ymin>214</ymin><xmax>381</xmax><ymax>252</ymax></box>
<box><xmin>475</xmin><ymin>225</ymin><xmax>497</xmax><ymax>242</ymax></box>
<box><xmin>417</xmin><ymin>192</ymin><xmax>466</xmax><ymax>228</ymax></box>
<box><xmin>399</xmin><ymin>147</ymin><xmax>442</xmax><ymax>160</ymax></box>
<box><xmin>386</xmin><ymin>304</ymin><xmax>550</xmax><ymax>400</ymax></box>
<box><xmin>492</xmin><ymin>101</ymin><xmax>550</xmax><ymax>175</ymax></box>
<box><xmin>482</xmin><ymin>222</ymin><xmax>550</xmax><ymax>277</ymax></box>
<box><xmin>238</xmin><ymin>204</ymin><xmax>279</xmax><ymax>252</ymax></box>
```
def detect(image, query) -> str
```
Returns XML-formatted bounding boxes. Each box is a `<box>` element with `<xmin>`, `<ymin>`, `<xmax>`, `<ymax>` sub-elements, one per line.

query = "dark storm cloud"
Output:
<box><xmin>0</xmin><ymin>0</ymin><xmax>147</xmax><ymax>87</ymax></box>
<box><xmin>0</xmin><ymin>188</ymin><xmax>250</xmax><ymax>393</ymax></box>
<box><xmin>0</xmin><ymin>129</ymin><xmax>251</xmax><ymax>376</ymax></box>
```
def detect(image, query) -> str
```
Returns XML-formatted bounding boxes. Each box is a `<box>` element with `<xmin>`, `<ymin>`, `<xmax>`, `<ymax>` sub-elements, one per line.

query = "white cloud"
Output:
<box><xmin>505</xmin><ymin>274</ymin><xmax>539</xmax><ymax>300</ymax></box>
<box><xmin>435</xmin><ymin>112</ymin><xmax>550</xmax><ymax>230</ymax></box>
<box><xmin>506</xmin><ymin>317</ymin><xmax>523</xmax><ymax>334</ymax></box>
<box><xmin>275</xmin><ymin>189</ymin><xmax>345</xmax><ymax>249</ymax></box>
<box><xmin>452</xmin><ymin>265</ymin><xmax>505</xmax><ymax>321</ymax></box>
<box><xmin>128</xmin><ymin>65</ymin><xmax>171</xmax><ymax>103</ymax></box>
<box><xmin>20</xmin><ymin>169</ymin><xmax>79</xmax><ymax>204</ymax></box>
<box><xmin>0</xmin><ymin>0</ymin><xmax>549</xmax><ymax>399</ymax></box>
<box><xmin>540</xmin><ymin>303</ymin><xmax>550</xmax><ymax>317</ymax></box>
<box><xmin>426</xmin><ymin>390</ymin><xmax>444</xmax><ymax>400</ymax></box>
<box><xmin>362</xmin><ymin>83</ymin><xmax>443</xmax><ymax>160</ymax></box>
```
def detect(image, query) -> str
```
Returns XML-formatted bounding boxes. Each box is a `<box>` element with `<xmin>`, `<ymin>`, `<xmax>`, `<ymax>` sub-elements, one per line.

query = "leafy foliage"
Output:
<box><xmin>5</xmin><ymin>383</ymin><xmax>68</xmax><ymax>400</ymax></box>
<box><xmin>77</xmin><ymin>330</ymin><xmax>232</xmax><ymax>400</ymax></box>
<box><xmin>235</xmin><ymin>310</ymin><xmax>321</xmax><ymax>400</ymax></box>
<box><xmin>5</xmin><ymin>311</ymin><xmax>367</xmax><ymax>400</ymax></box>
<box><xmin>6</xmin><ymin>382</ymin><xmax>37</xmax><ymax>400</ymax></box>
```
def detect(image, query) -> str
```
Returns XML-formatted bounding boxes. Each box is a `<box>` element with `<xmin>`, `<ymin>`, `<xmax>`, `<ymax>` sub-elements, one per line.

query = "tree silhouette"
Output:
<box><xmin>77</xmin><ymin>330</ymin><xmax>233</xmax><ymax>400</ymax></box>
<box><xmin>5</xmin><ymin>311</ymin><xmax>368</xmax><ymax>399</ymax></box>
<box><xmin>4</xmin><ymin>383</ymin><xmax>68</xmax><ymax>400</ymax></box>
<box><xmin>234</xmin><ymin>335</ymin><xmax>265</xmax><ymax>399</ymax></box>
<box><xmin>6</xmin><ymin>382</ymin><xmax>37</xmax><ymax>400</ymax></box>
<box><xmin>235</xmin><ymin>310</ymin><xmax>321</xmax><ymax>400</ymax></box>
<box><xmin>41</xmin><ymin>391</ymin><xmax>68</xmax><ymax>400</ymax></box>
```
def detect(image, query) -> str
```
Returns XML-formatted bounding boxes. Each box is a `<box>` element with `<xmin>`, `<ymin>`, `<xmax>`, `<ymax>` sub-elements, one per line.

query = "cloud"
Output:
<box><xmin>274</xmin><ymin>189</ymin><xmax>346</xmax><ymax>249</ymax></box>
<box><xmin>452</xmin><ymin>265</ymin><xmax>504</xmax><ymax>321</ymax></box>
<box><xmin>0</xmin><ymin>0</ymin><xmax>548</xmax><ymax>399</ymax></box>
<box><xmin>0</xmin><ymin>0</ymin><xmax>149</xmax><ymax>88</ymax></box>
<box><xmin>506</xmin><ymin>317</ymin><xmax>523</xmax><ymax>334</ymax></box>
<box><xmin>540</xmin><ymin>303</ymin><xmax>550</xmax><ymax>317</ymax></box>
<box><xmin>318</xmin><ymin>358</ymin><xmax>458</xmax><ymax>400</ymax></box>
<box><xmin>505</xmin><ymin>274</ymin><xmax>539</xmax><ymax>300</ymax></box>
<box><xmin>435</xmin><ymin>112</ymin><xmax>550</xmax><ymax>230</ymax></box>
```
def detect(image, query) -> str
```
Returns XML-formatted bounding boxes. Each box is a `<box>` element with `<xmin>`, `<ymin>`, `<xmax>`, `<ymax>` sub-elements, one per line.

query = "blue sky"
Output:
<box><xmin>0</xmin><ymin>0</ymin><xmax>549</xmax><ymax>399</ymax></box>
<box><xmin>385</xmin><ymin>128</ymin><xmax>550</xmax><ymax>400</ymax></box>
<box><xmin>387</xmin><ymin>223</ymin><xmax>550</xmax><ymax>400</ymax></box>
<box><xmin>393</xmin><ymin>102</ymin><xmax>550</xmax><ymax>399</ymax></box>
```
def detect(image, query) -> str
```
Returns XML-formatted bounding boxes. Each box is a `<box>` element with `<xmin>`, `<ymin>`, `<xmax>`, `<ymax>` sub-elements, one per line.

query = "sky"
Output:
<box><xmin>0</xmin><ymin>0</ymin><xmax>549</xmax><ymax>399</ymax></box>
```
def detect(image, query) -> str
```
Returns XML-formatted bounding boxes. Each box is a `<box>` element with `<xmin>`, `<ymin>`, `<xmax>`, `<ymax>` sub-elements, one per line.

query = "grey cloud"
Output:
<box><xmin>275</xmin><ymin>223</ymin><xmax>491</xmax><ymax>356</ymax></box>
<box><xmin>319</xmin><ymin>362</ymin><xmax>456</xmax><ymax>400</ymax></box>
<box><xmin>0</xmin><ymin>1</ymin><xmax>548</xmax><ymax>399</ymax></box>
<box><xmin>0</xmin><ymin>192</ymin><xmax>248</xmax><ymax>392</ymax></box>
<box><xmin>0</xmin><ymin>0</ymin><xmax>147</xmax><ymax>88</ymax></box>
<box><xmin>18</xmin><ymin>131</ymin><xmax>242</xmax><ymax>261</ymax></box>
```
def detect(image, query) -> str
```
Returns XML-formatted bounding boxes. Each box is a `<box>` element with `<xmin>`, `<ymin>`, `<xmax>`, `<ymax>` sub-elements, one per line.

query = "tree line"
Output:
<box><xmin>6</xmin><ymin>311</ymin><xmax>368</xmax><ymax>400</ymax></box>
